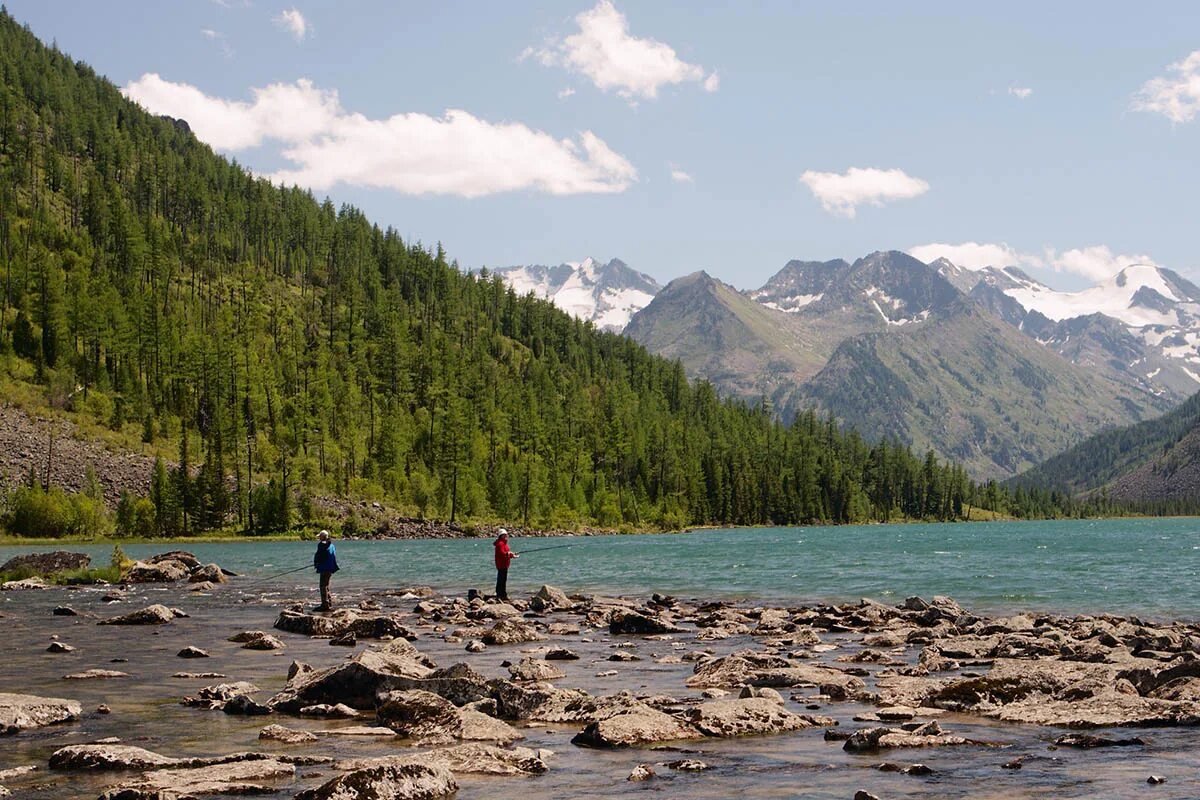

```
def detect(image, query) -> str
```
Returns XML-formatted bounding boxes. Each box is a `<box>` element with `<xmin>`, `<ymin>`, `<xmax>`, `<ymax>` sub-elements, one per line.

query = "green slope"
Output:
<box><xmin>790</xmin><ymin>301</ymin><xmax>1168</xmax><ymax>479</ymax></box>
<box><xmin>1009</xmin><ymin>391</ymin><xmax>1200</xmax><ymax>501</ymax></box>
<box><xmin>0</xmin><ymin>9</ymin><xmax>1027</xmax><ymax>531</ymax></box>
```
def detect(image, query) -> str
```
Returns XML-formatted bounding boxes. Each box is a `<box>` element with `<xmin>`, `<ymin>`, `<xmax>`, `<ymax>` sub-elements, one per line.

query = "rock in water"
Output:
<box><xmin>679</xmin><ymin>698</ymin><xmax>831</xmax><ymax>737</ymax></box>
<box><xmin>259</xmin><ymin>724</ymin><xmax>318</xmax><ymax>744</ymax></box>
<box><xmin>269</xmin><ymin>641</ymin><xmax>436</xmax><ymax>712</ymax></box>
<box><xmin>294</xmin><ymin>763</ymin><xmax>456</xmax><ymax>800</ymax></box>
<box><xmin>177</xmin><ymin>647</ymin><xmax>209</xmax><ymax>659</ymax></box>
<box><xmin>0</xmin><ymin>693</ymin><xmax>82</xmax><ymax>734</ymax></box>
<box><xmin>482</xmin><ymin>618</ymin><xmax>545</xmax><ymax>645</ymax></box>
<box><xmin>628</xmin><ymin>763</ymin><xmax>655</xmax><ymax>781</ymax></box>
<box><xmin>609</xmin><ymin>610</ymin><xmax>682</xmax><ymax>635</ymax></box>
<box><xmin>0</xmin><ymin>551</ymin><xmax>90</xmax><ymax>575</ymax></box>
<box><xmin>571</xmin><ymin>704</ymin><xmax>702</xmax><ymax>748</ymax></box>
<box><xmin>96</xmin><ymin>758</ymin><xmax>294</xmax><ymax>799</ymax></box>
<box><xmin>509</xmin><ymin>657</ymin><xmax>565</xmax><ymax>682</ymax></box>
<box><xmin>98</xmin><ymin>604</ymin><xmax>175</xmax><ymax>626</ymax></box>
<box><xmin>125</xmin><ymin>560</ymin><xmax>191</xmax><ymax>583</ymax></box>
<box><xmin>188</xmin><ymin>564</ymin><xmax>226</xmax><ymax>584</ymax></box>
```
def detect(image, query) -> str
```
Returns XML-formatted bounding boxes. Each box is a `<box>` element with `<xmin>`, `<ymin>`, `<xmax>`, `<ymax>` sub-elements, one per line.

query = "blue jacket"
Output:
<box><xmin>314</xmin><ymin>541</ymin><xmax>339</xmax><ymax>574</ymax></box>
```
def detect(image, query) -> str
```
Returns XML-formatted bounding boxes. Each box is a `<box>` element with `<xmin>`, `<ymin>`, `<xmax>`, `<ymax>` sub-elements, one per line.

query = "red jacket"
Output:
<box><xmin>494</xmin><ymin>537</ymin><xmax>514</xmax><ymax>569</ymax></box>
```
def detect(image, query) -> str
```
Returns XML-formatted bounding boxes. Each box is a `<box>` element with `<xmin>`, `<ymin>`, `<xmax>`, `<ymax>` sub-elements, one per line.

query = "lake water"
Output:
<box><xmin>4</xmin><ymin>517</ymin><xmax>1200</xmax><ymax>618</ymax></box>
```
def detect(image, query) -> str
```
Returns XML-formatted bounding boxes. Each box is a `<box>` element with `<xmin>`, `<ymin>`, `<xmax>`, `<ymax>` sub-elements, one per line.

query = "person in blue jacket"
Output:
<box><xmin>313</xmin><ymin>529</ymin><xmax>339</xmax><ymax>611</ymax></box>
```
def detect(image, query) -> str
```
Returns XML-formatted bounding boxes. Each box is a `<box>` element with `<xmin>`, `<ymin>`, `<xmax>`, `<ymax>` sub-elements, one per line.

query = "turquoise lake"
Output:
<box><xmin>5</xmin><ymin>517</ymin><xmax>1199</xmax><ymax>618</ymax></box>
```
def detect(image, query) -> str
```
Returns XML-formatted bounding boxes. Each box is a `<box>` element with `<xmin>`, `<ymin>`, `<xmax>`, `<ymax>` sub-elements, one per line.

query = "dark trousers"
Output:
<box><xmin>319</xmin><ymin>571</ymin><xmax>332</xmax><ymax>609</ymax></box>
<box><xmin>495</xmin><ymin>568</ymin><xmax>508</xmax><ymax>601</ymax></box>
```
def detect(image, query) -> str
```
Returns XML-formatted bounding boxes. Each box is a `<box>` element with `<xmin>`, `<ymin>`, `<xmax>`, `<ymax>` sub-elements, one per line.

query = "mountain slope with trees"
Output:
<box><xmin>0</xmin><ymin>8</ymin><xmax>1072</xmax><ymax>535</ymax></box>
<box><xmin>1009</xmin><ymin>390</ymin><xmax>1200</xmax><ymax>512</ymax></box>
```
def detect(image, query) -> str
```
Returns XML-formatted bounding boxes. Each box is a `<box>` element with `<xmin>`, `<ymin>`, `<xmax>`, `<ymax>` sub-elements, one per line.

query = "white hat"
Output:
<box><xmin>498</xmin><ymin>528</ymin><xmax>508</xmax><ymax>536</ymax></box>
<box><xmin>318</xmin><ymin>529</ymin><xmax>330</xmax><ymax>539</ymax></box>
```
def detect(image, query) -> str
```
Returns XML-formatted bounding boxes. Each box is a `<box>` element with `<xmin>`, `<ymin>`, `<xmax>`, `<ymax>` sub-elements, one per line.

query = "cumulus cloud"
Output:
<box><xmin>798</xmin><ymin>167</ymin><xmax>929</xmax><ymax>218</ymax></box>
<box><xmin>908</xmin><ymin>242</ymin><xmax>1024</xmax><ymax>270</ymax></box>
<box><xmin>1132</xmin><ymin>50</ymin><xmax>1200</xmax><ymax>123</ymax></box>
<box><xmin>274</xmin><ymin>8</ymin><xmax>308</xmax><ymax>42</ymax></box>
<box><xmin>557</xmin><ymin>87</ymin><xmax>576</xmax><ymax>99</ymax></box>
<box><xmin>909</xmin><ymin>241</ymin><xmax>1157</xmax><ymax>281</ymax></box>
<box><xmin>528</xmin><ymin>1</ymin><xmax>717</xmax><ymax>100</ymax></box>
<box><xmin>1008</xmin><ymin>86</ymin><xmax>1033</xmax><ymax>100</ymax></box>
<box><xmin>122</xmin><ymin>74</ymin><xmax>637</xmax><ymax>197</ymax></box>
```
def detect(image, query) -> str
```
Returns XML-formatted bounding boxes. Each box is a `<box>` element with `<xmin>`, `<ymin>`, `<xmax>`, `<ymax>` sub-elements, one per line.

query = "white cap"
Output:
<box><xmin>498</xmin><ymin>528</ymin><xmax>508</xmax><ymax>536</ymax></box>
<box><xmin>318</xmin><ymin>529</ymin><xmax>330</xmax><ymax>540</ymax></box>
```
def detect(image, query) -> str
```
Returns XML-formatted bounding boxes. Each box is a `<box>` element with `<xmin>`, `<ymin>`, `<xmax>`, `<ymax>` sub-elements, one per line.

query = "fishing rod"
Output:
<box><xmin>517</xmin><ymin>544</ymin><xmax>576</xmax><ymax>555</ymax></box>
<box><xmin>244</xmin><ymin>564</ymin><xmax>312</xmax><ymax>585</ymax></box>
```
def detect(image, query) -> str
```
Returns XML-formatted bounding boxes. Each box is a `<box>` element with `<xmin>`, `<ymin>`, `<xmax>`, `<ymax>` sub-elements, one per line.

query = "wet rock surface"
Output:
<box><xmin>6</xmin><ymin>566</ymin><xmax>1200</xmax><ymax>798</ymax></box>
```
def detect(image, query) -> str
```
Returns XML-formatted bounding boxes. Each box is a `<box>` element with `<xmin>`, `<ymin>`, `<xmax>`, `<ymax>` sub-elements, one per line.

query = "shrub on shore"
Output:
<box><xmin>2</xmin><ymin>483</ymin><xmax>113</xmax><ymax>538</ymax></box>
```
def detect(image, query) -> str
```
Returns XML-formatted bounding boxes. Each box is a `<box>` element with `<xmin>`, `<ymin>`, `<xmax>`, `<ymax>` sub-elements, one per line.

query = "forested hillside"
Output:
<box><xmin>1009</xmin><ymin>390</ymin><xmax>1200</xmax><ymax>513</ymax></box>
<box><xmin>0</xmin><ymin>10</ymin><xmax>1099</xmax><ymax>536</ymax></box>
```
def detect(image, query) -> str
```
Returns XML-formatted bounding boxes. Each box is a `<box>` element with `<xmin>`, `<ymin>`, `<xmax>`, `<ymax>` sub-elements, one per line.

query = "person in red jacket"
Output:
<box><xmin>493</xmin><ymin>529</ymin><xmax>518</xmax><ymax>602</ymax></box>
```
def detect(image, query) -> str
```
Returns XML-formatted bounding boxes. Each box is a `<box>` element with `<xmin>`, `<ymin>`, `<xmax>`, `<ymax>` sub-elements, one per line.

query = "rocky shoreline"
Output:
<box><xmin>2</xmin><ymin>551</ymin><xmax>1200</xmax><ymax>798</ymax></box>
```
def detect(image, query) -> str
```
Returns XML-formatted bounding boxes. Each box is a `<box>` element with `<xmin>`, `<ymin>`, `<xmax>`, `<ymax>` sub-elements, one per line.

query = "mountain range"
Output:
<box><xmin>497</xmin><ymin>253</ymin><xmax>1200</xmax><ymax>479</ymax></box>
<box><xmin>490</xmin><ymin>258</ymin><xmax>659</xmax><ymax>332</ymax></box>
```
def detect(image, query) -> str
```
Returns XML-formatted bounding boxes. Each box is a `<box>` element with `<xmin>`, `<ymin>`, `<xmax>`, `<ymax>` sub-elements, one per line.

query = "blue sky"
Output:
<box><xmin>8</xmin><ymin>1</ymin><xmax>1200</xmax><ymax>290</ymax></box>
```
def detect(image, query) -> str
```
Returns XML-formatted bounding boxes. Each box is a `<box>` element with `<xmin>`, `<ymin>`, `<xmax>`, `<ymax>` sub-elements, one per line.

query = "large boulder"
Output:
<box><xmin>0</xmin><ymin>693</ymin><xmax>82</xmax><ymax>735</ymax></box>
<box><xmin>490</xmin><ymin>682</ymin><xmax>595</xmax><ymax>723</ymax></box>
<box><xmin>274</xmin><ymin>609</ymin><xmax>417</xmax><ymax>640</ymax></box>
<box><xmin>147</xmin><ymin>551</ymin><xmax>201</xmax><ymax>569</ymax></box>
<box><xmin>295</xmin><ymin>763</ymin><xmax>456</xmax><ymax>800</ymax></box>
<box><xmin>268</xmin><ymin>641</ymin><xmax>436</xmax><ymax>712</ymax></box>
<box><xmin>98</xmin><ymin>604</ymin><xmax>176</xmax><ymax>626</ymax></box>
<box><xmin>0</xmin><ymin>551</ymin><xmax>89</xmax><ymax>575</ymax></box>
<box><xmin>571</xmin><ymin>704</ymin><xmax>702</xmax><ymax>748</ymax></box>
<box><xmin>609</xmin><ymin>610</ymin><xmax>682</xmax><ymax>635</ymax></box>
<box><xmin>678</xmin><ymin>698</ymin><xmax>832</xmax><ymax>737</ymax></box>
<box><xmin>382</xmin><ymin>663</ymin><xmax>494</xmax><ymax>706</ymax></box>
<box><xmin>529</xmin><ymin>585</ymin><xmax>572</xmax><ymax>612</ymax></box>
<box><xmin>376</xmin><ymin>690</ymin><xmax>521</xmax><ymax>744</ymax></box>
<box><xmin>188</xmin><ymin>564</ymin><xmax>226</xmax><ymax>584</ymax></box>
<box><xmin>509</xmin><ymin>657</ymin><xmax>565</xmax><ymax>682</ymax></box>
<box><xmin>482</xmin><ymin>618</ymin><xmax>545</xmax><ymax>645</ymax></box>
<box><xmin>125</xmin><ymin>560</ymin><xmax>191</xmax><ymax>583</ymax></box>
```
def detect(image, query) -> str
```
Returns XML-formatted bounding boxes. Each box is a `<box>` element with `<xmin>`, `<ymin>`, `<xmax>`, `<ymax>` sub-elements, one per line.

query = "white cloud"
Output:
<box><xmin>909</xmin><ymin>241</ymin><xmax>1157</xmax><ymax>282</ymax></box>
<box><xmin>122</xmin><ymin>74</ymin><xmax>637</xmax><ymax>197</ymax></box>
<box><xmin>1048</xmin><ymin>245</ymin><xmax>1157</xmax><ymax>281</ymax></box>
<box><xmin>1132</xmin><ymin>50</ymin><xmax>1200</xmax><ymax>123</ymax></box>
<box><xmin>557</xmin><ymin>87</ymin><xmax>576</xmax><ymax>99</ymax></box>
<box><xmin>274</xmin><ymin>8</ymin><xmax>308</xmax><ymax>42</ymax></box>
<box><xmin>669</xmin><ymin>165</ymin><xmax>693</xmax><ymax>183</ymax></box>
<box><xmin>798</xmin><ymin>167</ymin><xmax>929</xmax><ymax>218</ymax></box>
<box><xmin>1008</xmin><ymin>86</ymin><xmax>1033</xmax><ymax>100</ymax></box>
<box><xmin>908</xmin><ymin>242</ymin><xmax>1024</xmax><ymax>270</ymax></box>
<box><xmin>529</xmin><ymin>1</ymin><xmax>717</xmax><ymax>100</ymax></box>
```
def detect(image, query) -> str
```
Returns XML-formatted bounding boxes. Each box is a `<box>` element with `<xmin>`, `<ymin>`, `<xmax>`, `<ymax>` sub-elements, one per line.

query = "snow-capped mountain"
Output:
<box><xmin>491</xmin><ymin>258</ymin><xmax>660</xmax><ymax>332</ymax></box>
<box><xmin>935</xmin><ymin>260</ymin><xmax>1200</xmax><ymax>400</ymax></box>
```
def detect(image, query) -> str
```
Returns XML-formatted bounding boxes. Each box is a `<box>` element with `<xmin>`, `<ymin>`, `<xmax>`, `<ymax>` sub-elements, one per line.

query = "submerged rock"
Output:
<box><xmin>259</xmin><ymin>724</ymin><xmax>318</xmax><ymax>744</ymax></box>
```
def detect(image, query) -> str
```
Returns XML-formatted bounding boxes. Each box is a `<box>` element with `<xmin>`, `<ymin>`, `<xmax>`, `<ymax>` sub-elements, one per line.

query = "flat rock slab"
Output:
<box><xmin>63</xmin><ymin>670</ymin><xmax>129</xmax><ymax>680</ymax></box>
<box><xmin>340</xmin><ymin>744</ymin><xmax>547</xmax><ymax>777</ymax></box>
<box><xmin>679</xmin><ymin>698</ymin><xmax>833</xmax><ymax>737</ymax></box>
<box><xmin>97</xmin><ymin>758</ymin><xmax>294</xmax><ymax>799</ymax></box>
<box><xmin>0</xmin><ymin>693</ymin><xmax>82</xmax><ymax>735</ymax></box>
